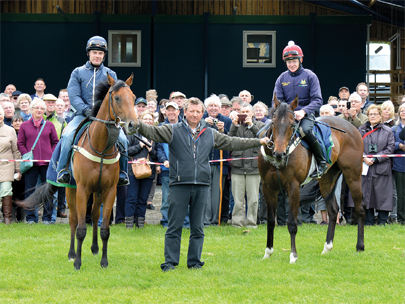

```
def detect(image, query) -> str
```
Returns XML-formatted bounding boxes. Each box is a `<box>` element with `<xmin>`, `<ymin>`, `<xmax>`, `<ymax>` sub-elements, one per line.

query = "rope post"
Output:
<box><xmin>218</xmin><ymin>150</ymin><xmax>223</xmax><ymax>226</ymax></box>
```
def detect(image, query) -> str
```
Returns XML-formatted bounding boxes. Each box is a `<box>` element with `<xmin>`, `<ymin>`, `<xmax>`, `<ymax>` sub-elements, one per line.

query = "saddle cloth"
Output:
<box><xmin>46</xmin><ymin>122</ymin><xmax>92</xmax><ymax>188</ymax></box>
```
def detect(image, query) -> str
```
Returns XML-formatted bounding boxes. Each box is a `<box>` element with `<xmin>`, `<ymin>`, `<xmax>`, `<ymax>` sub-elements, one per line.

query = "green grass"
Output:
<box><xmin>0</xmin><ymin>223</ymin><xmax>404</xmax><ymax>303</ymax></box>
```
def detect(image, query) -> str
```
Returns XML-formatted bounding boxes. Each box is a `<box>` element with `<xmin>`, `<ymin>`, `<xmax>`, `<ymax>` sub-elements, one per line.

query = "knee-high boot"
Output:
<box><xmin>2</xmin><ymin>196</ymin><xmax>13</xmax><ymax>225</ymax></box>
<box><xmin>306</xmin><ymin>134</ymin><xmax>328</xmax><ymax>178</ymax></box>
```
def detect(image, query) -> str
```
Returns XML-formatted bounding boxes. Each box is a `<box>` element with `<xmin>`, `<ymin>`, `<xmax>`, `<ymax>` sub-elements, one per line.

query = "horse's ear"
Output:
<box><xmin>290</xmin><ymin>95</ymin><xmax>299</xmax><ymax>111</ymax></box>
<box><xmin>125</xmin><ymin>73</ymin><xmax>134</xmax><ymax>87</ymax></box>
<box><xmin>273</xmin><ymin>93</ymin><xmax>280</xmax><ymax>108</ymax></box>
<box><xmin>107</xmin><ymin>73</ymin><xmax>115</xmax><ymax>86</ymax></box>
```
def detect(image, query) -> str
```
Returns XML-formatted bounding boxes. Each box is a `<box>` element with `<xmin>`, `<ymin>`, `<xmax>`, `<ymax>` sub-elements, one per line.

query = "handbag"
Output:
<box><xmin>20</xmin><ymin>121</ymin><xmax>47</xmax><ymax>174</ymax></box>
<box><xmin>132</xmin><ymin>156</ymin><xmax>152</xmax><ymax>179</ymax></box>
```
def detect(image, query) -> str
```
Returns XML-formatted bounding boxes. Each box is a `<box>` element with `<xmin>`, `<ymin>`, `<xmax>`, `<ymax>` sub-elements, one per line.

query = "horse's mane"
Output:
<box><xmin>91</xmin><ymin>79</ymin><xmax>127</xmax><ymax>117</ymax></box>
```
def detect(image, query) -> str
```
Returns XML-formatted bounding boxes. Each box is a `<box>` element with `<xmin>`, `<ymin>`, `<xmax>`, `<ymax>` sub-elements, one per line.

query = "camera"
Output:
<box><xmin>346</xmin><ymin>101</ymin><xmax>351</xmax><ymax>110</ymax></box>
<box><xmin>213</xmin><ymin>118</ymin><xmax>218</xmax><ymax>124</ymax></box>
<box><xmin>369</xmin><ymin>144</ymin><xmax>378</xmax><ymax>153</ymax></box>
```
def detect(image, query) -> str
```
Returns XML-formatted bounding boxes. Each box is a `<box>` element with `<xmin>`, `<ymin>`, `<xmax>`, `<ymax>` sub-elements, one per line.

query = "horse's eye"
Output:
<box><xmin>114</xmin><ymin>96</ymin><xmax>120</xmax><ymax>101</ymax></box>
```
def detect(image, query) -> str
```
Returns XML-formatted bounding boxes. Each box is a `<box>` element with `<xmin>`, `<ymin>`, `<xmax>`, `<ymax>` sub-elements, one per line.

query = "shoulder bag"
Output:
<box><xmin>20</xmin><ymin>121</ymin><xmax>47</xmax><ymax>174</ymax></box>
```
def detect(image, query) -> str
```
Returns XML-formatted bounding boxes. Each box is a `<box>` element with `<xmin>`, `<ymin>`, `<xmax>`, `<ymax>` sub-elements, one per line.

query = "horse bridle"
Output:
<box><xmin>265</xmin><ymin>108</ymin><xmax>300</xmax><ymax>167</ymax></box>
<box><xmin>83</xmin><ymin>85</ymin><xmax>129</xmax><ymax>198</ymax></box>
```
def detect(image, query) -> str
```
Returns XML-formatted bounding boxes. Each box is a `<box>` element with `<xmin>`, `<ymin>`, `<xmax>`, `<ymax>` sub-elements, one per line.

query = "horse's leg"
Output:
<box><xmin>74</xmin><ymin>184</ymin><xmax>91</xmax><ymax>270</ymax></box>
<box><xmin>344</xmin><ymin>172</ymin><xmax>365</xmax><ymax>251</ymax></box>
<box><xmin>99</xmin><ymin>188</ymin><xmax>117</xmax><ymax>268</ymax></box>
<box><xmin>286</xmin><ymin>180</ymin><xmax>300</xmax><ymax>263</ymax></box>
<box><xmin>91</xmin><ymin>193</ymin><xmax>102</xmax><ymax>255</ymax></box>
<box><xmin>66</xmin><ymin>188</ymin><xmax>77</xmax><ymax>261</ymax></box>
<box><xmin>262</xmin><ymin>182</ymin><xmax>278</xmax><ymax>259</ymax></box>
<box><xmin>318</xmin><ymin>168</ymin><xmax>340</xmax><ymax>254</ymax></box>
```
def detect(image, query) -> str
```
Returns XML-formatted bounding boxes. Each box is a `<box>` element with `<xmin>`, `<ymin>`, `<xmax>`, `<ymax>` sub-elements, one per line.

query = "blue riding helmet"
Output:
<box><xmin>86</xmin><ymin>36</ymin><xmax>108</xmax><ymax>54</ymax></box>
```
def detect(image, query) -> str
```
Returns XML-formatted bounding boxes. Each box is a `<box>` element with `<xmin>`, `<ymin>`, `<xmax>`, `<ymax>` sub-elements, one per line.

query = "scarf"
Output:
<box><xmin>32</xmin><ymin>117</ymin><xmax>43</xmax><ymax>128</ymax></box>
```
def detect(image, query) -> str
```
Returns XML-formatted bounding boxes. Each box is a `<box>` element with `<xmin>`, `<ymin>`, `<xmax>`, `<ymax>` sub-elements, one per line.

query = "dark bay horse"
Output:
<box><xmin>258</xmin><ymin>96</ymin><xmax>365</xmax><ymax>263</ymax></box>
<box><xmin>21</xmin><ymin>73</ymin><xmax>137</xmax><ymax>270</ymax></box>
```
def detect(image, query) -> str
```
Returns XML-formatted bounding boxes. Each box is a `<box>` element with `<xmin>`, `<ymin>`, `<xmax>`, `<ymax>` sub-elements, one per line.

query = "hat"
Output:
<box><xmin>11</xmin><ymin>90</ymin><xmax>22</xmax><ymax>97</ymax></box>
<box><xmin>221</xmin><ymin>99</ymin><xmax>232</xmax><ymax>107</ymax></box>
<box><xmin>43</xmin><ymin>93</ymin><xmax>57</xmax><ymax>101</ymax></box>
<box><xmin>339</xmin><ymin>86</ymin><xmax>349</xmax><ymax>92</ymax></box>
<box><xmin>165</xmin><ymin>101</ymin><xmax>179</xmax><ymax>110</ymax></box>
<box><xmin>135</xmin><ymin>97</ymin><xmax>147</xmax><ymax>105</ymax></box>
<box><xmin>170</xmin><ymin>91</ymin><xmax>186</xmax><ymax>99</ymax></box>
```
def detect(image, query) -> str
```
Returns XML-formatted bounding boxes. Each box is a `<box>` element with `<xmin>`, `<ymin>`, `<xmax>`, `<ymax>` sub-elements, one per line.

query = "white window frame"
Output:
<box><xmin>108</xmin><ymin>30</ymin><xmax>141</xmax><ymax>67</ymax></box>
<box><xmin>243</xmin><ymin>31</ymin><xmax>276</xmax><ymax>68</ymax></box>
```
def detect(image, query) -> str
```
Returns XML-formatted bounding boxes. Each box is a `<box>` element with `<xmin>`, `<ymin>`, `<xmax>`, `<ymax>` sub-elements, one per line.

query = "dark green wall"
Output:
<box><xmin>0</xmin><ymin>13</ymin><xmax>369</xmax><ymax>106</ymax></box>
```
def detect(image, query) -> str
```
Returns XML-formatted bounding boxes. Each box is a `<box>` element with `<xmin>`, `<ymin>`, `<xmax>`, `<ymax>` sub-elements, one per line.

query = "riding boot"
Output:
<box><xmin>125</xmin><ymin>216</ymin><xmax>134</xmax><ymax>229</ymax></box>
<box><xmin>307</xmin><ymin>138</ymin><xmax>328</xmax><ymax>178</ymax></box>
<box><xmin>2</xmin><ymin>196</ymin><xmax>13</xmax><ymax>225</ymax></box>
<box><xmin>137</xmin><ymin>217</ymin><xmax>145</xmax><ymax>229</ymax></box>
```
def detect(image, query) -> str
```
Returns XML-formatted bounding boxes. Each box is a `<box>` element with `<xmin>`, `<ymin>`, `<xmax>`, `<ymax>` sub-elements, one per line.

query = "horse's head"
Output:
<box><xmin>106</xmin><ymin>73</ymin><xmax>138</xmax><ymax>135</ymax></box>
<box><xmin>271</xmin><ymin>94</ymin><xmax>299</xmax><ymax>161</ymax></box>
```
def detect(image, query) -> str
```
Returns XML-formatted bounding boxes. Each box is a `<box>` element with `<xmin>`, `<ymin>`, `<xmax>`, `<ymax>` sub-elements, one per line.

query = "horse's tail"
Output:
<box><xmin>323</xmin><ymin>172</ymin><xmax>342</xmax><ymax>204</ymax></box>
<box><xmin>18</xmin><ymin>183</ymin><xmax>57</xmax><ymax>211</ymax></box>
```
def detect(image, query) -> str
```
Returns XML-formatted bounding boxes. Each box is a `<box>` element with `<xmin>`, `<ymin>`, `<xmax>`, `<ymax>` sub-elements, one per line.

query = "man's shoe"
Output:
<box><xmin>43</xmin><ymin>221</ymin><xmax>51</xmax><ymax>225</ymax></box>
<box><xmin>161</xmin><ymin>264</ymin><xmax>176</xmax><ymax>272</ymax></box>
<box><xmin>57</xmin><ymin>211</ymin><xmax>67</xmax><ymax>218</ymax></box>
<box><xmin>117</xmin><ymin>171</ymin><xmax>129</xmax><ymax>186</ymax></box>
<box><xmin>57</xmin><ymin>170</ymin><xmax>71</xmax><ymax>184</ymax></box>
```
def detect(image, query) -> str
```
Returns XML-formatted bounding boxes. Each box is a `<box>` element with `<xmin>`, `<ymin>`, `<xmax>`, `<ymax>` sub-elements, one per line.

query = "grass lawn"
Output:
<box><xmin>0</xmin><ymin>223</ymin><xmax>404</xmax><ymax>303</ymax></box>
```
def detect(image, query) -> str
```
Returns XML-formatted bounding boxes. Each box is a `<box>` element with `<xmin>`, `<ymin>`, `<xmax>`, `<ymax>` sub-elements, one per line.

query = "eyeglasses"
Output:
<box><xmin>32</xmin><ymin>107</ymin><xmax>45</xmax><ymax>111</ymax></box>
<box><xmin>368</xmin><ymin>113</ymin><xmax>380</xmax><ymax>117</ymax></box>
<box><xmin>11</xmin><ymin>96</ymin><xmax>18</xmax><ymax>100</ymax></box>
<box><xmin>159</xmin><ymin>105</ymin><xmax>166</xmax><ymax>109</ymax></box>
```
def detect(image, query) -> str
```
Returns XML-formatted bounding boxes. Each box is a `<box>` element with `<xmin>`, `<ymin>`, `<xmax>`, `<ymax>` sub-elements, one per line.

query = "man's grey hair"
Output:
<box><xmin>0</xmin><ymin>93</ymin><xmax>10</xmax><ymax>101</ymax></box>
<box><xmin>319</xmin><ymin>104</ymin><xmax>335</xmax><ymax>116</ymax></box>
<box><xmin>230</xmin><ymin>96</ymin><xmax>243</xmax><ymax>106</ymax></box>
<box><xmin>204</xmin><ymin>94</ymin><xmax>221</xmax><ymax>108</ymax></box>
<box><xmin>241</xmin><ymin>103</ymin><xmax>253</xmax><ymax>112</ymax></box>
<box><xmin>348</xmin><ymin>92</ymin><xmax>362</xmax><ymax>103</ymax></box>
<box><xmin>0</xmin><ymin>105</ymin><xmax>4</xmax><ymax>116</ymax></box>
<box><xmin>253</xmin><ymin>101</ymin><xmax>268</xmax><ymax>112</ymax></box>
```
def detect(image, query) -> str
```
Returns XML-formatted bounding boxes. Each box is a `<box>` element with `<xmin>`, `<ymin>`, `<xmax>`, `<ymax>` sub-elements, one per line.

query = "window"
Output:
<box><xmin>367</xmin><ymin>42</ymin><xmax>391</xmax><ymax>103</ymax></box>
<box><xmin>243</xmin><ymin>31</ymin><xmax>276</xmax><ymax>68</ymax></box>
<box><xmin>108</xmin><ymin>30</ymin><xmax>141</xmax><ymax>67</ymax></box>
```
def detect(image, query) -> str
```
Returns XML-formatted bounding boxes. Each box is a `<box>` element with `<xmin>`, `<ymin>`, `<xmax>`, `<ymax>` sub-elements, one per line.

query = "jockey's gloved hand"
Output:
<box><xmin>84</xmin><ymin>109</ymin><xmax>91</xmax><ymax>117</ymax></box>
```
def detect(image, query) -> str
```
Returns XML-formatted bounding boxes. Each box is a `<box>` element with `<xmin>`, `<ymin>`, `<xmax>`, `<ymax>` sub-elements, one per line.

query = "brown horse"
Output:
<box><xmin>21</xmin><ymin>74</ymin><xmax>137</xmax><ymax>270</ymax></box>
<box><xmin>258</xmin><ymin>96</ymin><xmax>365</xmax><ymax>263</ymax></box>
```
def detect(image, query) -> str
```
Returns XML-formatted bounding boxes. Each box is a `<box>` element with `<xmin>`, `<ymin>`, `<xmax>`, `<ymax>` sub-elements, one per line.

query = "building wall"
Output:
<box><xmin>0</xmin><ymin>14</ymin><xmax>369</xmax><ymax>105</ymax></box>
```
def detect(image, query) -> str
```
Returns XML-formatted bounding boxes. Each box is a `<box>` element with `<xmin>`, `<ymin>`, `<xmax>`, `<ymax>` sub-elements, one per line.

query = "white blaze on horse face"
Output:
<box><xmin>321</xmin><ymin>241</ymin><xmax>333</xmax><ymax>255</ymax></box>
<box><xmin>263</xmin><ymin>247</ymin><xmax>274</xmax><ymax>259</ymax></box>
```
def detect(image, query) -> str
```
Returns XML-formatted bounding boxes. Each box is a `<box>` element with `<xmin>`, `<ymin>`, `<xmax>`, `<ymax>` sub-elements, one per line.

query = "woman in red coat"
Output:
<box><xmin>17</xmin><ymin>98</ymin><xmax>59</xmax><ymax>224</ymax></box>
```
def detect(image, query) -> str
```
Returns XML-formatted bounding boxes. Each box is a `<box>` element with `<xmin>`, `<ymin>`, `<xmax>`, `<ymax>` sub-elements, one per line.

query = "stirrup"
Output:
<box><xmin>310</xmin><ymin>163</ymin><xmax>328</xmax><ymax>179</ymax></box>
<box><xmin>57</xmin><ymin>169</ymin><xmax>71</xmax><ymax>184</ymax></box>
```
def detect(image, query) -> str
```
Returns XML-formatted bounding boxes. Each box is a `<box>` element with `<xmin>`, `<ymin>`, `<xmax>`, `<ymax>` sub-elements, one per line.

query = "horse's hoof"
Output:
<box><xmin>74</xmin><ymin>261</ymin><xmax>81</xmax><ymax>270</ymax></box>
<box><xmin>289</xmin><ymin>253</ymin><xmax>298</xmax><ymax>264</ymax></box>
<box><xmin>100</xmin><ymin>259</ymin><xmax>108</xmax><ymax>268</ymax></box>
<box><xmin>263</xmin><ymin>247</ymin><xmax>274</xmax><ymax>259</ymax></box>
<box><xmin>321</xmin><ymin>241</ymin><xmax>333</xmax><ymax>255</ymax></box>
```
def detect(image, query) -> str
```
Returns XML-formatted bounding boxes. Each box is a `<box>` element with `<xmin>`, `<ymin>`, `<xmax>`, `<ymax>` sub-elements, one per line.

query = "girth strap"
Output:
<box><xmin>73</xmin><ymin>145</ymin><xmax>120</xmax><ymax>164</ymax></box>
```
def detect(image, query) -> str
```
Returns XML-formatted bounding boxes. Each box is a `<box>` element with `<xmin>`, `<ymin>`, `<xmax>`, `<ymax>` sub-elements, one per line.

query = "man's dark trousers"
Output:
<box><xmin>162</xmin><ymin>184</ymin><xmax>208</xmax><ymax>269</ymax></box>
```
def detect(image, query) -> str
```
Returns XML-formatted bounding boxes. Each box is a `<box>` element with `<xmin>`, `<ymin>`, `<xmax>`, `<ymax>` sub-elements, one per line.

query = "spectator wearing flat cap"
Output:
<box><xmin>220</xmin><ymin>97</ymin><xmax>232</xmax><ymax>118</ymax></box>
<box><xmin>170</xmin><ymin>91</ymin><xmax>186</xmax><ymax>118</ymax></box>
<box><xmin>338</xmin><ymin>86</ymin><xmax>350</xmax><ymax>101</ymax></box>
<box><xmin>135</xmin><ymin>97</ymin><xmax>147</xmax><ymax>116</ymax></box>
<box><xmin>11</xmin><ymin>91</ymin><xmax>23</xmax><ymax>115</ymax></box>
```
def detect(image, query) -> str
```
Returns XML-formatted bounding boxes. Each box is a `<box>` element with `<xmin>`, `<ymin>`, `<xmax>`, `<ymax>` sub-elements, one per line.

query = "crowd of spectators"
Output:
<box><xmin>1</xmin><ymin>80</ymin><xmax>405</xmax><ymax>228</ymax></box>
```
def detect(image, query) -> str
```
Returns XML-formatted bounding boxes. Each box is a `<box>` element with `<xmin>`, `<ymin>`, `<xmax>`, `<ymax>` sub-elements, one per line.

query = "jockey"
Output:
<box><xmin>273</xmin><ymin>41</ymin><xmax>327</xmax><ymax>178</ymax></box>
<box><xmin>56</xmin><ymin>36</ymin><xmax>129</xmax><ymax>185</ymax></box>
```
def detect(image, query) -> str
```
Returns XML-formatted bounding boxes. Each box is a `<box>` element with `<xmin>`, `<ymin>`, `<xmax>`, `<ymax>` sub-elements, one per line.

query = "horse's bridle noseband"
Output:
<box><xmin>265</xmin><ymin>108</ymin><xmax>300</xmax><ymax>168</ymax></box>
